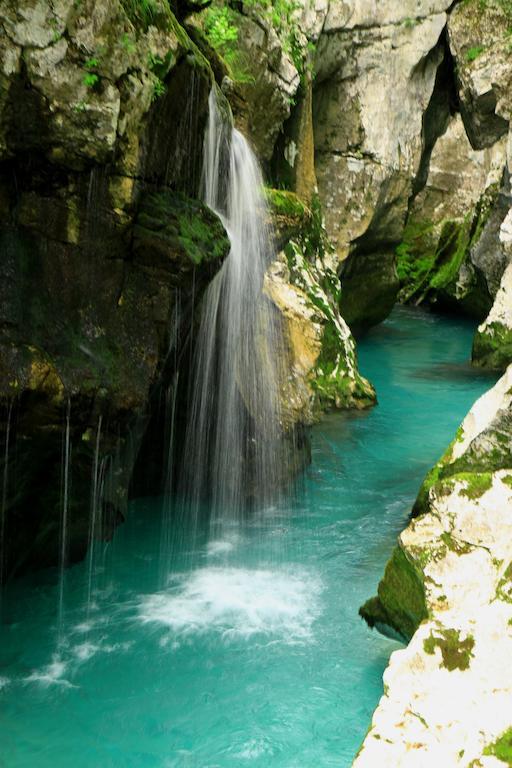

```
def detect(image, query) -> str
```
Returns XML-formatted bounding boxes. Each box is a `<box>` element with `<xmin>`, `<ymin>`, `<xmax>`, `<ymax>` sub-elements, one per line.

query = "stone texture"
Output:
<box><xmin>356</xmin><ymin>366</ymin><xmax>512</xmax><ymax>767</ymax></box>
<box><xmin>0</xmin><ymin>1</ymin><xmax>224</xmax><ymax>580</ymax></box>
<box><xmin>313</xmin><ymin>1</ymin><xmax>452</xmax><ymax>330</ymax></box>
<box><xmin>448</xmin><ymin>0</ymin><xmax>512</xmax><ymax>151</ymax></box>
<box><xmin>396</xmin><ymin>113</ymin><xmax>508</xmax><ymax>316</ymax></box>
<box><xmin>473</xmin><ymin>261</ymin><xmax>512</xmax><ymax>371</ymax></box>
<box><xmin>265</xmin><ymin>190</ymin><xmax>376</xmax><ymax>423</ymax></box>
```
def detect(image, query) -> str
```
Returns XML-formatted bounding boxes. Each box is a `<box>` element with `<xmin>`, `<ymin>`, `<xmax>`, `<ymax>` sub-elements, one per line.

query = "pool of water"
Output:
<box><xmin>0</xmin><ymin>307</ymin><xmax>498</xmax><ymax>767</ymax></box>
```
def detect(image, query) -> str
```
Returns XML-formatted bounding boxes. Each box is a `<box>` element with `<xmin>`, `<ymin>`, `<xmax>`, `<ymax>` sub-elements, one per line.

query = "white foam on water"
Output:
<box><xmin>0</xmin><ymin>676</ymin><xmax>10</xmax><ymax>690</ymax></box>
<box><xmin>236</xmin><ymin>739</ymin><xmax>271</xmax><ymax>759</ymax></box>
<box><xmin>139</xmin><ymin>566</ymin><xmax>322</xmax><ymax>643</ymax></box>
<box><xmin>73</xmin><ymin>639</ymin><xmax>133</xmax><ymax>663</ymax></box>
<box><xmin>25</xmin><ymin>656</ymin><xmax>75</xmax><ymax>688</ymax></box>
<box><xmin>206</xmin><ymin>537</ymin><xmax>239</xmax><ymax>557</ymax></box>
<box><xmin>73</xmin><ymin>642</ymin><xmax>100</xmax><ymax>661</ymax></box>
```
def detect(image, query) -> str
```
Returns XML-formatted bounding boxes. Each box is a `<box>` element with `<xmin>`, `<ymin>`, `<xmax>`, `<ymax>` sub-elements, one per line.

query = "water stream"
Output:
<box><xmin>0</xmin><ymin>307</ymin><xmax>496</xmax><ymax>768</ymax></box>
<box><xmin>181</xmin><ymin>90</ymin><xmax>283</xmax><ymax>530</ymax></box>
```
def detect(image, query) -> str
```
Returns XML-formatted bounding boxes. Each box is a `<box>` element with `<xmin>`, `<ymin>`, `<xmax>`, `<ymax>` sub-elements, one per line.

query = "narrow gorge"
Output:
<box><xmin>0</xmin><ymin>0</ymin><xmax>511</xmax><ymax>766</ymax></box>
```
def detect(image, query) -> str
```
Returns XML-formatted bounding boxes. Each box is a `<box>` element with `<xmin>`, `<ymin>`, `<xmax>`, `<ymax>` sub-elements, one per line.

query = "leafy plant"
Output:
<box><xmin>152</xmin><ymin>77</ymin><xmax>167</xmax><ymax>101</ymax></box>
<box><xmin>83</xmin><ymin>72</ymin><xmax>99</xmax><ymax>88</ymax></box>
<box><xmin>121</xmin><ymin>32</ymin><xmax>137</xmax><ymax>53</ymax></box>
<box><xmin>83</xmin><ymin>56</ymin><xmax>100</xmax><ymax>89</ymax></box>
<box><xmin>466</xmin><ymin>45</ymin><xmax>485</xmax><ymax>61</ymax></box>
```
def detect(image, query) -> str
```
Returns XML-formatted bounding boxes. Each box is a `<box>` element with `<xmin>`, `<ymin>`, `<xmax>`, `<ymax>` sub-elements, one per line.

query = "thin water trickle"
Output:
<box><xmin>86</xmin><ymin>415</ymin><xmax>103</xmax><ymax>613</ymax></box>
<box><xmin>181</xmin><ymin>89</ymin><xmax>284</xmax><ymax>534</ymax></box>
<box><xmin>58</xmin><ymin>398</ymin><xmax>72</xmax><ymax>636</ymax></box>
<box><xmin>0</xmin><ymin>399</ymin><xmax>13</xmax><ymax>599</ymax></box>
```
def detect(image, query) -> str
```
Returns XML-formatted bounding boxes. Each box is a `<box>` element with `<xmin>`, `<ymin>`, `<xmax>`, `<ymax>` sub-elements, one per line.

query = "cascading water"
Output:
<box><xmin>86</xmin><ymin>414</ymin><xmax>102</xmax><ymax>612</ymax></box>
<box><xmin>58</xmin><ymin>398</ymin><xmax>72</xmax><ymax>635</ymax></box>
<box><xmin>181</xmin><ymin>89</ymin><xmax>285</xmax><ymax>531</ymax></box>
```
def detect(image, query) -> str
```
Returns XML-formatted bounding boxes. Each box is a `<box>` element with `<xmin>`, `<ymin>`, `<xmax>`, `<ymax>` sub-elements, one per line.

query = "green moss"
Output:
<box><xmin>440</xmin><ymin>531</ymin><xmax>472</xmax><ymax>555</ymax></box>
<box><xmin>121</xmin><ymin>0</ymin><xmax>171</xmax><ymax>31</ymax></box>
<box><xmin>466</xmin><ymin>45</ymin><xmax>485</xmax><ymax>60</ymax></box>
<box><xmin>397</xmin><ymin>183</ymin><xmax>499</xmax><ymax>308</ymax></box>
<box><xmin>484</xmin><ymin>727</ymin><xmax>512</xmax><ymax>764</ymax></box>
<box><xmin>423</xmin><ymin>628</ymin><xmax>475</xmax><ymax>671</ymax></box>
<box><xmin>473</xmin><ymin>321</ymin><xmax>512</xmax><ymax>371</ymax></box>
<box><xmin>134</xmin><ymin>190</ymin><xmax>230</xmax><ymax>267</ymax></box>
<box><xmin>496</xmin><ymin>562</ymin><xmax>512</xmax><ymax>604</ymax></box>
<box><xmin>266</xmin><ymin>188</ymin><xmax>308</xmax><ymax>221</ymax></box>
<box><xmin>360</xmin><ymin>546</ymin><xmax>428</xmax><ymax>641</ymax></box>
<box><xmin>502</xmin><ymin>475</ymin><xmax>512</xmax><ymax>489</ymax></box>
<box><xmin>459</xmin><ymin>471</ymin><xmax>493</xmax><ymax>499</ymax></box>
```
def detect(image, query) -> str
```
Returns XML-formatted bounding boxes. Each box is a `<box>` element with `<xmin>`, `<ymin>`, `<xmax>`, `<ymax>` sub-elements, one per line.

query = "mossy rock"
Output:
<box><xmin>473</xmin><ymin>321</ymin><xmax>512</xmax><ymax>371</ymax></box>
<box><xmin>423</xmin><ymin>628</ymin><xmax>475</xmax><ymax>671</ymax></box>
<box><xmin>483</xmin><ymin>727</ymin><xmax>512</xmax><ymax>765</ymax></box>
<box><xmin>266</xmin><ymin>188</ymin><xmax>311</xmax><ymax>250</ymax></box>
<box><xmin>360</xmin><ymin>546</ymin><xmax>428</xmax><ymax>641</ymax></box>
<box><xmin>133</xmin><ymin>189</ymin><xmax>230</xmax><ymax>277</ymax></box>
<box><xmin>396</xmin><ymin>184</ymin><xmax>500</xmax><ymax>319</ymax></box>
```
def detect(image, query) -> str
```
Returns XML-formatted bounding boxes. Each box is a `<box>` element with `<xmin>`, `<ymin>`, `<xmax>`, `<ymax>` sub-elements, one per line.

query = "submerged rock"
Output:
<box><xmin>357</xmin><ymin>366</ymin><xmax>512</xmax><ymax>766</ymax></box>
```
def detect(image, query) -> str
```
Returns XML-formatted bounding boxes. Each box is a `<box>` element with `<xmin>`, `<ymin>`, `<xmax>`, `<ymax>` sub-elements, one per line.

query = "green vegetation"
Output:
<box><xmin>466</xmin><ymin>45</ymin><xmax>485</xmax><ymax>61</ymax></box>
<box><xmin>204</xmin><ymin>5</ymin><xmax>255</xmax><ymax>84</ymax></box>
<box><xmin>440</xmin><ymin>532</ymin><xmax>472</xmax><ymax>556</ymax></box>
<box><xmin>360</xmin><ymin>547</ymin><xmax>428</xmax><ymax>641</ymax></box>
<box><xmin>396</xmin><ymin>184</ymin><xmax>499</xmax><ymax>308</ymax></box>
<box><xmin>120</xmin><ymin>0</ymin><xmax>161</xmax><ymax>30</ymax></box>
<box><xmin>483</xmin><ymin>727</ymin><xmax>512</xmax><ymax>764</ymax></box>
<box><xmin>473</xmin><ymin>321</ymin><xmax>512</xmax><ymax>371</ymax></box>
<box><xmin>83</xmin><ymin>57</ymin><xmax>100</xmax><ymax>89</ymax></box>
<box><xmin>496</xmin><ymin>562</ymin><xmax>512</xmax><ymax>604</ymax></box>
<box><xmin>423</xmin><ymin>628</ymin><xmax>475</xmax><ymax>671</ymax></box>
<box><xmin>266</xmin><ymin>188</ymin><xmax>308</xmax><ymax>221</ymax></box>
<box><xmin>459</xmin><ymin>471</ymin><xmax>493</xmax><ymax>499</ymax></box>
<box><xmin>203</xmin><ymin>0</ymin><xmax>306</xmax><ymax>82</ymax></box>
<box><xmin>152</xmin><ymin>78</ymin><xmax>166</xmax><ymax>101</ymax></box>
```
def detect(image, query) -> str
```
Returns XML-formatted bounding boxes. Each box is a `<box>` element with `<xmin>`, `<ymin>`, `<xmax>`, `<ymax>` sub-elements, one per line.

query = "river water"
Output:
<box><xmin>0</xmin><ymin>307</ymin><xmax>497</xmax><ymax>767</ymax></box>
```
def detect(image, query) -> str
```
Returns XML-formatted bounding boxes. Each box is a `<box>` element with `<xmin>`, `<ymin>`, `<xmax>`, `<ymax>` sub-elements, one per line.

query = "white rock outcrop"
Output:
<box><xmin>355</xmin><ymin>367</ymin><xmax>512</xmax><ymax>766</ymax></box>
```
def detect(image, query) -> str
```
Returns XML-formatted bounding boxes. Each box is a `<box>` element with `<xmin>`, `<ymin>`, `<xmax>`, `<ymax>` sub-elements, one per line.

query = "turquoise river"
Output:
<box><xmin>0</xmin><ymin>307</ymin><xmax>498</xmax><ymax>767</ymax></box>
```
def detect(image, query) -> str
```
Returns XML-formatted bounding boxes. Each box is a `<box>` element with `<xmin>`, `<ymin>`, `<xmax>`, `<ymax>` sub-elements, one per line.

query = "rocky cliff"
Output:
<box><xmin>0</xmin><ymin>0</ymin><xmax>376</xmax><ymax>580</ymax></box>
<box><xmin>357</xmin><ymin>366</ymin><xmax>512</xmax><ymax>766</ymax></box>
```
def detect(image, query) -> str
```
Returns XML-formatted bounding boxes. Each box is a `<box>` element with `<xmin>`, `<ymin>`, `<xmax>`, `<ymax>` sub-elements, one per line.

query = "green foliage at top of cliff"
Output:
<box><xmin>203</xmin><ymin>0</ymin><xmax>306</xmax><ymax>80</ymax></box>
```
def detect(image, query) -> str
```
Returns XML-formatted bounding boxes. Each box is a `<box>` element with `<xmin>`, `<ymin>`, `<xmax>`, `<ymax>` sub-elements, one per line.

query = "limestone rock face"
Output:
<box><xmin>356</xmin><ymin>366</ymin><xmax>512</xmax><ymax>766</ymax></box>
<box><xmin>264</xmin><ymin>191</ymin><xmax>376</xmax><ymax>424</ymax></box>
<box><xmin>473</xmin><ymin>260</ymin><xmax>512</xmax><ymax>371</ymax></box>
<box><xmin>0</xmin><ymin>0</ymin><xmax>212</xmax><ymax>181</ymax></box>
<box><xmin>313</xmin><ymin>1</ymin><xmax>452</xmax><ymax>330</ymax></box>
<box><xmin>397</xmin><ymin>113</ymin><xmax>508</xmax><ymax>316</ymax></box>
<box><xmin>0</xmin><ymin>2</ymin><xmax>228</xmax><ymax>580</ymax></box>
<box><xmin>448</xmin><ymin>0</ymin><xmax>512</xmax><ymax>151</ymax></box>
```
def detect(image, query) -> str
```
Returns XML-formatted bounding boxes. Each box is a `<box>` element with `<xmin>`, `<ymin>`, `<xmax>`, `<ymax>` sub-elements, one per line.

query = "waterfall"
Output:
<box><xmin>181</xmin><ymin>89</ymin><xmax>285</xmax><ymax>532</ymax></box>
<box><xmin>86</xmin><ymin>414</ymin><xmax>103</xmax><ymax>612</ymax></box>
